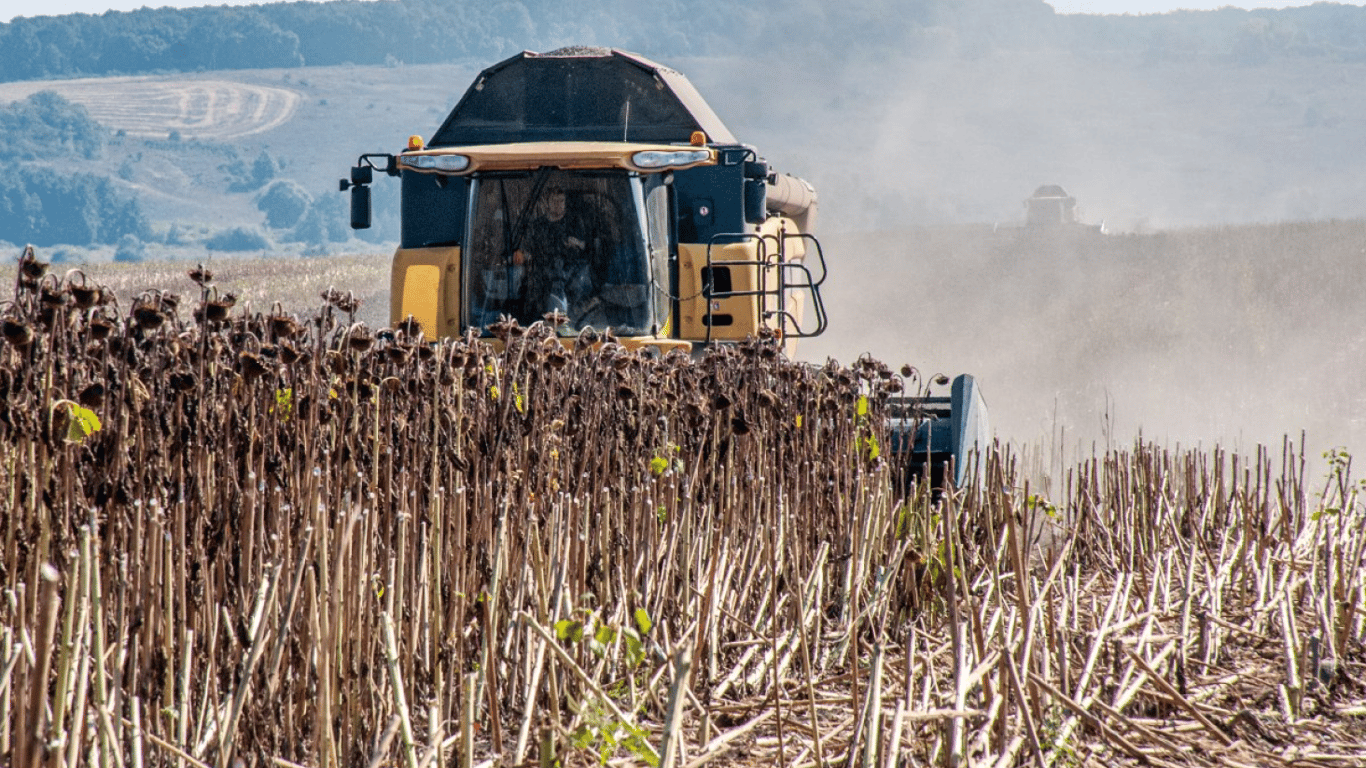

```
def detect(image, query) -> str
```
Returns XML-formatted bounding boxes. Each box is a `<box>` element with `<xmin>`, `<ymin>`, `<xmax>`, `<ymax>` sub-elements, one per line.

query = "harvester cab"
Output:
<box><xmin>1025</xmin><ymin>184</ymin><xmax>1077</xmax><ymax>227</ymax></box>
<box><xmin>341</xmin><ymin>46</ymin><xmax>827</xmax><ymax>357</ymax></box>
<box><xmin>341</xmin><ymin>46</ymin><xmax>988</xmax><ymax>492</ymax></box>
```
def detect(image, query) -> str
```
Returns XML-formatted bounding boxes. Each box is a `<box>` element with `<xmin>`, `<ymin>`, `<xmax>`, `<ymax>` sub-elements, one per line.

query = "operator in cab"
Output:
<box><xmin>515</xmin><ymin>185</ymin><xmax>599</xmax><ymax>322</ymax></box>
<box><xmin>466</xmin><ymin>171</ymin><xmax>653</xmax><ymax>335</ymax></box>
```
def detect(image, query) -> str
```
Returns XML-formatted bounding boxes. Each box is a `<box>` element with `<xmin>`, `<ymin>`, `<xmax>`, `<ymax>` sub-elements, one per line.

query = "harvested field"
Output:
<box><xmin>1</xmin><ymin>248</ymin><xmax>1364</xmax><ymax>768</ymax></box>
<box><xmin>0</xmin><ymin>76</ymin><xmax>301</xmax><ymax>141</ymax></box>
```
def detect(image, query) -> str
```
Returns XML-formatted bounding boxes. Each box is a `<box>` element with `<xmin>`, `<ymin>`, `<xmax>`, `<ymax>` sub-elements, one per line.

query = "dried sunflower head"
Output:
<box><xmin>188</xmin><ymin>264</ymin><xmax>213</xmax><ymax>287</ymax></box>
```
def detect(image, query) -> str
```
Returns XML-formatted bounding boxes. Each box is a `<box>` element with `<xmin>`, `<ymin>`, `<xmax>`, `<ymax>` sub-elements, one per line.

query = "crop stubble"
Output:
<box><xmin>1</xmin><ymin>248</ymin><xmax>1364</xmax><ymax>768</ymax></box>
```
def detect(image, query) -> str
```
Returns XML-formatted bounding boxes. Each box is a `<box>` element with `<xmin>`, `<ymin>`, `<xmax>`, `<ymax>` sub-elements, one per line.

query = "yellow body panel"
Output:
<box><xmin>677</xmin><ymin>242</ymin><xmax>761</xmax><ymax>341</ymax></box>
<box><xmin>676</xmin><ymin>216</ymin><xmax>809</xmax><ymax>345</ymax></box>
<box><xmin>400</xmin><ymin>265</ymin><xmax>441</xmax><ymax>336</ymax></box>
<box><xmin>390</xmin><ymin>246</ymin><xmax>462</xmax><ymax>338</ymax></box>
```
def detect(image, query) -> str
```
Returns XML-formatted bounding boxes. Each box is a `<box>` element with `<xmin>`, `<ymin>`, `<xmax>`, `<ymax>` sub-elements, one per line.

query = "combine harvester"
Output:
<box><xmin>341</xmin><ymin>46</ymin><xmax>988</xmax><ymax>488</ymax></box>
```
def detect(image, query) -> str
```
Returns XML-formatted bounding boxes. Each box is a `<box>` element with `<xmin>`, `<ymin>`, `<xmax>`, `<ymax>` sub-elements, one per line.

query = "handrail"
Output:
<box><xmin>700</xmin><ymin>229</ymin><xmax>828</xmax><ymax>340</ymax></box>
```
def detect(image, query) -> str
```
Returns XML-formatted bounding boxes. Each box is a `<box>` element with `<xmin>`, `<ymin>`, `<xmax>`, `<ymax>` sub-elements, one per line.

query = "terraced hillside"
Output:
<box><xmin>0</xmin><ymin>76</ymin><xmax>301</xmax><ymax>140</ymax></box>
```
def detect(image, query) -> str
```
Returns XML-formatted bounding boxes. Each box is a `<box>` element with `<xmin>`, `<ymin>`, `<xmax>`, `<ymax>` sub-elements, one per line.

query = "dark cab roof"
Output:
<box><xmin>428</xmin><ymin>47</ymin><xmax>737</xmax><ymax>147</ymax></box>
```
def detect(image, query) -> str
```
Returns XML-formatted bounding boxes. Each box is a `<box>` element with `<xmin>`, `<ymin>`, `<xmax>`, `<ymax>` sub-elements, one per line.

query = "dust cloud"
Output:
<box><xmin>672</xmin><ymin>47</ymin><xmax>1366</xmax><ymax>462</ymax></box>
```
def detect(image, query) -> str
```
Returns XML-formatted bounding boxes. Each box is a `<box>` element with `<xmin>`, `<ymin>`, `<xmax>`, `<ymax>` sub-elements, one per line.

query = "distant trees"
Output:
<box><xmin>1232</xmin><ymin>18</ymin><xmax>1274</xmax><ymax>66</ymax></box>
<box><xmin>257</xmin><ymin>180</ymin><xmax>312</xmax><ymax>229</ymax></box>
<box><xmin>222</xmin><ymin>150</ymin><xmax>280</xmax><ymax>193</ymax></box>
<box><xmin>6</xmin><ymin>0</ymin><xmax>1366</xmax><ymax>84</ymax></box>
<box><xmin>113</xmin><ymin>233</ymin><xmax>146</xmax><ymax>262</ymax></box>
<box><xmin>181</xmin><ymin>9</ymin><xmax>303</xmax><ymax>71</ymax></box>
<box><xmin>0</xmin><ymin>91</ymin><xmax>106</xmax><ymax>161</ymax></box>
<box><xmin>0</xmin><ymin>170</ymin><xmax>150</xmax><ymax>247</ymax></box>
<box><xmin>0</xmin><ymin>7</ymin><xmax>302</xmax><ymax>82</ymax></box>
<box><xmin>0</xmin><ymin>91</ymin><xmax>148</xmax><ymax>247</ymax></box>
<box><xmin>206</xmin><ymin>226</ymin><xmax>271</xmax><ymax>251</ymax></box>
<box><xmin>288</xmin><ymin>194</ymin><xmax>351</xmax><ymax>246</ymax></box>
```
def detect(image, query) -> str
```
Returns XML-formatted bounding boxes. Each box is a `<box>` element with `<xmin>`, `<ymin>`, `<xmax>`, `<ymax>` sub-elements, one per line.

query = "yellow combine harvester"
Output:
<box><xmin>342</xmin><ymin>46</ymin><xmax>987</xmax><ymax>488</ymax></box>
<box><xmin>342</xmin><ymin>46</ymin><xmax>825</xmax><ymax>358</ymax></box>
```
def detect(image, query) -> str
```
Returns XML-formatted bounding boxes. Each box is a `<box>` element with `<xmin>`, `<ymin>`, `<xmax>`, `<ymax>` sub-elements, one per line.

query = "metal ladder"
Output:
<box><xmin>700</xmin><ymin>227</ymin><xmax>829</xmax><ymax>344</ymax></box>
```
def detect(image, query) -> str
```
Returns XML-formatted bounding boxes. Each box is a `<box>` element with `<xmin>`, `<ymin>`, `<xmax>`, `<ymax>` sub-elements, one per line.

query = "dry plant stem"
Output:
<box><xmin>794</xmin><ymin>551</ymin><xmax>827</xmax><ymax>768</ymax></box>
<box><xmin>178</xmin><ymin>628</ymin><xmax>194</xmax><ymax>768</ymax></box>
<box><xmin>63</xmin><ymin>527</ymin><xmax>96</xmax><ymax>768</ymax></box>
<box><xmin>381</xmin><ymin>611</ymin><xmax>421</xmax><ymax>768</ymax></box>
<box><xmin>683</xmin><ymin>709</ymin><xmax>776</xmax><ymax>768</ymax></box>
<box><xmin>0</xmin><ymin>627</ymin><xmax>13</xmax><ymax>760</ymax></box>
<box><xmin>660</xmin><ymin>647</ymin><xmax>693</xmax><ymax>768</ymax></box>
<box><xmin>88</xmin><ymin>528</ymin><xmax>124</xmax><ymax>768</ymax></box>
<box><xmin>769</xmin><ymin>498</ymin><xmax>786</xmax><ymax>768</ymax></box>
<box><xmin>1027</xmin><ymin>671</ymin><xmax>1151</xmax><ymax>763</ymax></box>
<box><xmin>266</xmin><ymin>526</ymin><xmax>314</xmax><ymax>697</ymax></box>
<box><xmin>25</xmin><ymin>563</ymin><xmax>62</xmax><ymax>768</ymax></box>
<box><xmin>860</xmin><ymin>642</ymin><xmax>885</xmax><ymax>768</ymax></box>
<box><xmin>365</xmin><ymin>716</ymin><xmax>402</xmax><ymax>768</ymax></box>
<box><xmin>1123</xmin><ymin>647</ymin><xmax>1233</xmax><ymax>747</ymax></box>
<box><xmin>119</xmin><ymin>714</ymin><xmax>214</xmax><ymax>768</ymax></box>
<box><xmin>513</xmin><ymin>624</ymin><xmax>550</xmax><ymax>764</ymax></box>
<box><xmin>51</xmin><ymin>531</ymin><xmax>87</xmax><ymax>752</ymax></box>
<box><xmin>1091</xmin><ymin>699</ymin><xmax>1187</xmax><ymax>755</ymax></box>
<box><xmin>419</xmin><ymin>703</ymin><xmax>442</xmax><ymax>768</ymax></box>
<box><xmin>132</xmin><ymin>696</ymin><xmax>147</xmax><ymax>768</ymax></box>
<box><xmin>455</xmin><ymin>670</ymin><xmax>473</xmax><ymax>768</ymax></box>
<box><xmin>942</xmin><ymin>490</ymin><xmax>966</xmax><ymax>768</ymax></box>
<box><xmin>1001</xmin><ymin>643</ymin><xmax>1046</xmax><ymax>768</ymax></box>
<box><xmin>217</xmin><ymin>564</ymin><xmax>280</xmax><ymax>768</ymax></box>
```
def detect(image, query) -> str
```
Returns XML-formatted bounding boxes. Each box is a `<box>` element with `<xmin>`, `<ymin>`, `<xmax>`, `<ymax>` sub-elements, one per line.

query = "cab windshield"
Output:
<box><xmin>466</xmin><ymin>169</ymin><xmax>654</xmax><ymax>336</ymax></box>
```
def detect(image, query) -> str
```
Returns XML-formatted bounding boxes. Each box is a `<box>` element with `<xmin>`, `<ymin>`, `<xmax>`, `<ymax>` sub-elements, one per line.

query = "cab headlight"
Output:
<box><xmin>632</xmin><ymin>149</ymin><xmax>712</xmax><ymax>169</ymax></box>
<box><xmin>399</xmin><ymin>154</ymin><xmax>470</xmax><ymax>172</ymax></box>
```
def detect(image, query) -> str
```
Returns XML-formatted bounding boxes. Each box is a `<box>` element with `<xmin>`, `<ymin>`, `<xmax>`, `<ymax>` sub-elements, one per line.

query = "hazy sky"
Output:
<box><xmin>2</xmin><ymin>0</ymin><xmax>1362</xmax><ymax>23</ymax></box>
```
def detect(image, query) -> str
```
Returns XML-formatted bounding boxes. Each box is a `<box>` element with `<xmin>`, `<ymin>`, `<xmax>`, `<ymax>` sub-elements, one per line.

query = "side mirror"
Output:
<box><xmin>743</xmin><ymin>179</ymin><xmax>766</xmax><ymax>225</ymax></box>
<box><xmin>350</xmin><ymin>184</ymin><xmax>371</xmax><ymax>230</ymax></box>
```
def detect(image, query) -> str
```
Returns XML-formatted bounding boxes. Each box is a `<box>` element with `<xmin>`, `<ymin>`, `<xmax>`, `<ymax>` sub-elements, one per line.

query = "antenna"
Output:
<box><xmin>623</xmin><ymin>99</ymin><xmax>630</xmax><ymax>142</ymax></box>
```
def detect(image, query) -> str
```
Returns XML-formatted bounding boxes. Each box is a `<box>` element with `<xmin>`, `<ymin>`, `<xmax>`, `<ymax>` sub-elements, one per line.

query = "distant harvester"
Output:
<box><xmin>1025</xmin><ymin>184</ymin><xmax>1078</xmax><ymax>227</ymax></box>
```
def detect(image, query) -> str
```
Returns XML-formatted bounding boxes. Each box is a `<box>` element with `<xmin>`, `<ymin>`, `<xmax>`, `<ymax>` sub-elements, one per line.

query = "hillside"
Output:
<box><xmin>5</xmin><ymin>43</ymin><xmax>1366</xmax><ymax>252</ymax></box>
<box><xmin>0</xmin><ymin>63</ymin><xmax>482</xmax><ymax>255</ymax></box>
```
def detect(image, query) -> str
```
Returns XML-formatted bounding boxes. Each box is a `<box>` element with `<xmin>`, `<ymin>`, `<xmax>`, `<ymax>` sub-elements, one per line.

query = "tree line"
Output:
<box><xmin>5</xmin><ymin>0</ymin><xmax>1366</xmax><ymax>84</ymax></box>
<box><xmin>0</xmin><ymin>92</ymin><xmax>148</xmax><ymax>247</ymax></box>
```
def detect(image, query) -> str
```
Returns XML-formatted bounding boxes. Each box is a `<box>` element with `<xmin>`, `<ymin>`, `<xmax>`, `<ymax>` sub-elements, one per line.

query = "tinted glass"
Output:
<box><xmin>465</xmin><ymin>170</ymin><xmax>654</xmax><ymax>336</ymax></box>
<box><xmin>432</xmin><ymin>58</ymin><xmax>701</xmax><ymax>145</ymax></box>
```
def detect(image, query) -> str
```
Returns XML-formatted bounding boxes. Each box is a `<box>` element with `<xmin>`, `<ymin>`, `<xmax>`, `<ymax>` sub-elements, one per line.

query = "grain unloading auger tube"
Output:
<box><xmin>339</xmin><ymin>46</ymin><xmax>988</xmax><ymax>489</ymax></box>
